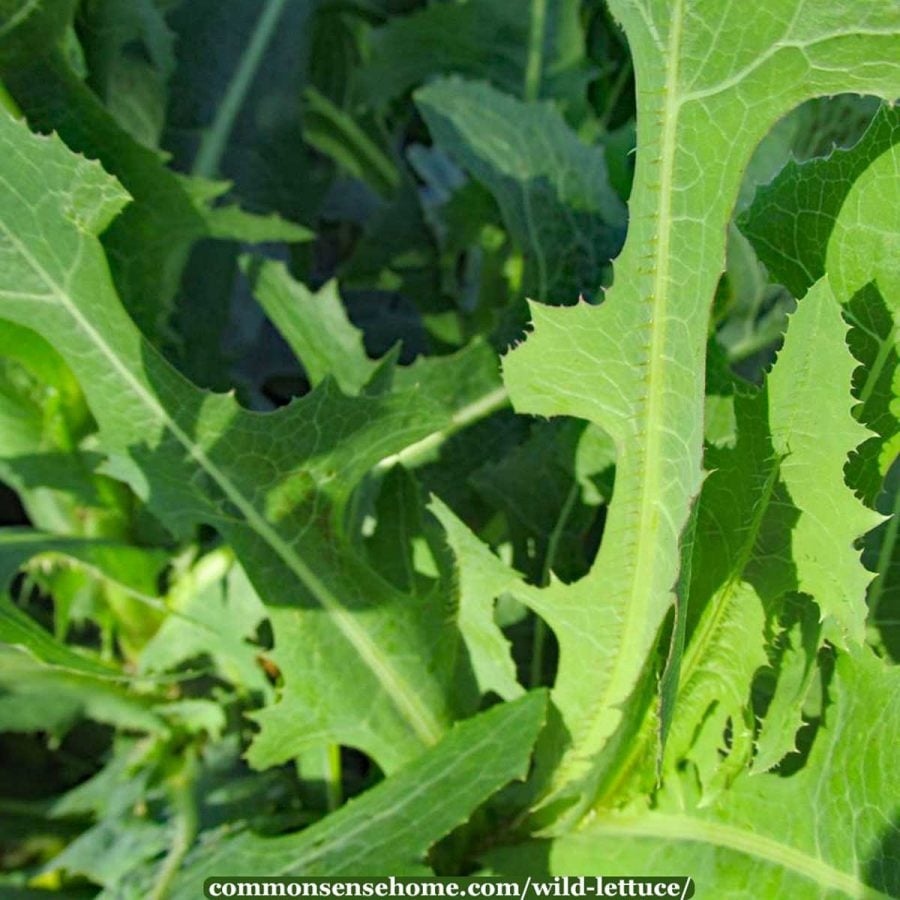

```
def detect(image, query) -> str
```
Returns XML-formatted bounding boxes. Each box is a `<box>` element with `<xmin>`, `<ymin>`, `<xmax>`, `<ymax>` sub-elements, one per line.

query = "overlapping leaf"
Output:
<box><xmin>416</xmin><ymin>78</ymin><xmax>626</xmax><ymax>303</ymax></box>
<box><xmin>0</xmin><ymin>0</ymin><xmax>311</xmax><ymax>342</ymax></box>
<box><xmin>170</xmin><ymin>691</ymin><xmax>547</xmax><ymax>892</ymax></box>
<box><xmin>0</xmin><ymin>113</ymin><xmax>488</xmax><ymax>773</ymax></box>
<box><xmin>491</xmin><ymin>649</ymin><xmax>899</xmax><ymax>899</ymax></box>
<box><xmin>487</xmin><ymin>0</ymin><xmax>900</xmax><ymax>822</ymax></box>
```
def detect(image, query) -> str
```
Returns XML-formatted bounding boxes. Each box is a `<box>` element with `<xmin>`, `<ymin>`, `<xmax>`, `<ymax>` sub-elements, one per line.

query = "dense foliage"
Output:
<box><xmin>0</xmin><ymin>0</ymin><xmax>897</xmax><ymax>897</ymax></box>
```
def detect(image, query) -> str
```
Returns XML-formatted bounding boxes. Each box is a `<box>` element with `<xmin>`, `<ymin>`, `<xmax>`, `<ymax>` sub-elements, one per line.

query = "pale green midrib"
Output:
<box><xmin>375</xmin><ymin>385</ymin><xmax>509</xmax><ymax>471</ymax></box>
<box><xmin>576</xmin><ymin>0</ymin><xmax>687</xmax><ymax>758</ymax></box>
<box><xmin>582</xmin><ymin>812</ymin><xmax>890</xmax><ymax>899</ymax></box>
<box><xmin>1</xmin><ymin>221</ymin><xmax>443</xmax><ymax>748</ymax></box>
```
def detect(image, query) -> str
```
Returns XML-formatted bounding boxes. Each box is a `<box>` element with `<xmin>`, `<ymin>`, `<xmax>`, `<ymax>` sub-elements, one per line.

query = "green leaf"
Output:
<box><xmin>430</xmin><ymin>497</ymin><xmax>523</xmax><ymax>702</ymax></box>
<box><xmin>0</xmin><ymin>113</ymin><xmax>466</xmax><ymax>773</ymax></box>
<box><xmin>0</xmin><ymin>528</ymin><xmax>166</xmax><ymax>600</ymax></box>
<box><xmin>593</xmin><ymin>276</ymin><xmax>881</xmax><ymax>802</ymax></box>
<box><xmin>0</xmin><ymin>5</ymin><xmax>310</xmax><ymax>341</ymax></box>
<box><xmin>740</xmin><ymin>107</ymin><xmax>900</xmax><ymax>497</ymax></box>
<box><xmin>491</xmin><ymin>649</ymin><xmax>899</xmax><ymax>900</ymax></box>
<box><xmin>138</xmin><ymin>550</ymin><xmax>269</xmax><ymax>694</ymax></box>
<box><xmin>0</xmin><ymin>644</ymin><xmax>165</xmax><ymax>736</ymax></box>
<box><xmin>739</xmin><ymin>106</ymin><xmax>900</xmax><ymax>299</ymax></box>
<box><xmin>243</xmin><ymin>258</ymin><xmax>380</xmax><ymax>395</ymax></box>
<box><xmin>491</xmin><ymin>0</ymin><xmax>900</xmax><ymax>822</ymax></box>
<box><xmin>170</xmin><ymin>691</ymin><xmax>547</xmax><ymax>891</ymax></box>
<box><xmin>416</xmin><ymin>77</ymin><xmax>626</xmax><ymax>302</ymax></box>
<box><xmin>766</xmin><ymin>279</ymin><xmax>881</xmax><ymax>643</ymax></box>
<box><xmin>199</xmin><ymin>203</ymin><xmax>314</xmax><ymax>245</ymax></box>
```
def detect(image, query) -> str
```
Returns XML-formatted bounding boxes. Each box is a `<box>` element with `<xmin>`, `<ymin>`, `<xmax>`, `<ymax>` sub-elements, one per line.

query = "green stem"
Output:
<box><xmin>530</xmin><ymin>480</ymin><xmax>580</xmax><ymax>687</ymax></box>
<box><xmin>151</xmin><ymin>748</ymin><xmax>199</xmax><ymax>900</ymax></box>
<box><xmin>325</xmin><ymin>744</ymin><xmax>343</xmax><ymax>812</ymax></box>
<box><xmin>523</xmin><ymin>0</ymin><xmax>548</xmax><ymax>102</ymax></box>
<box><xmin>192</xmin><ymin>0</ymin><xmax>292</xmax><ymax>178</ymax></box>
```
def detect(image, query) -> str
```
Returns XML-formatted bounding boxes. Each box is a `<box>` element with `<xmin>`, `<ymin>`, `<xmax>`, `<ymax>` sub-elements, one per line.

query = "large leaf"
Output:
<box><xmin>0</xmin><ymin>113</ymin><xmax>479</xmax><ymax>773</ymax></box>
<box><xmin>170</xmin><ymin>691</ymin><xmax>547</xmax><ymax>892</ymax></box>
<box><xmin>491</xmin><ymin>649</ymin><xmax>899</xmax><ymax>899</ymax></box>
<box><xmin>489</xmin><ymin>0</ymin><xmax>900</xmax><ymax>822</ymax></box>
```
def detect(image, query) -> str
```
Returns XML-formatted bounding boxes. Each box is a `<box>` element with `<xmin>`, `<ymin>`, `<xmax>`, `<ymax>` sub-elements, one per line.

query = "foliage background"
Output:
<box><xmin>0</xmin><ymin>0</ymin><xmax>897</xmax><ymax>896</ymax></box>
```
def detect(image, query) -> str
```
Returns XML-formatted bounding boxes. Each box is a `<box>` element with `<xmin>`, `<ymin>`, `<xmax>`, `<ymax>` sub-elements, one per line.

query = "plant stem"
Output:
<box><xmin>151</xmin><ymin>749</ymin><xmax>199</xmax><ymax>900</ymax></box>
<box><xmin>523</xmin><ymin>0</ymin><xmax>548</xmax><ymax>102</ymax></box>
<box><xmin>192</xmin><ymin>0</ymin><xmax>292</xmax><ymax>178</ymax></box>
<box><xmin>325</xmin><ymin>744</ymin><xmax>343</xmax><ymax>812</ymax></box>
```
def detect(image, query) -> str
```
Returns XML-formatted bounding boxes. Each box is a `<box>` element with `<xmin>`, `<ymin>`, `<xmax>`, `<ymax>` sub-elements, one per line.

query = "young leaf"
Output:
<box><xmin>766</xmin><ymin>279</ymin><xmax>882</xmax><ymax>643</ymax></box>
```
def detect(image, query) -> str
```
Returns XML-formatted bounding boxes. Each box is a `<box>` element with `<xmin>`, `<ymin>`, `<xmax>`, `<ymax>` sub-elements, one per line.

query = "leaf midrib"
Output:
<box><xmin>582</xmin><ymin>812</ymin><xmax>891</xmax><ymax>899</ymax></box>
<box><xmin>579</xmin><ymin>0</ymin><xmax>687</xmax><ymax>754</ymax></box>
<box><xmin>0</xmin><ymin>214</ymin><xmax>443</xmax><ymax>748</ymax></box>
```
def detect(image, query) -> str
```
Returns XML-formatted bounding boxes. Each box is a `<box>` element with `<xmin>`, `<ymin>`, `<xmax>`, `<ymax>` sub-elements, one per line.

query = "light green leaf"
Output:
<box><xmin>739</xmin><ymin>106</ymin><xmax>900</xmax><ymax>300</ymax></box>
<box><xmin>138</xmin><ymin>550</ymin><xmax>269</xmax><ymax>694</ymax></box>
<box><xmin>491</xmin><ymin>649</ymin><xmax>899</xmax><ymax>900</ymax></box>
<box><xmin>430</xmin><ymin>497</ymin><xmax>523</xmax><ymax>702</ymax></box>
<box><xmin>200</xmin><ymin>204</ymin><xmax>313</xmax><ymax>245</ymax></box>
<box><xmin>0</xmin><ymin>644</ymin><xmax>165</xmax><ymax>736</ymax></box>
<box><xmin>170</xmin><ymin>691</ymin><xmax>547</xmax><ymax>892</ymax></box>
<box><xmin>0</xmin><ymin>528</ymin><xmax>166</xmax><ymax>600</ymax></box>
<box><xmin>827</xmin><ymin>133</ymin><xmax>898</xmax><ymax>309</ymax></box>
<box><xmin>767</xmin><ymin>279</ymin><xmax>881</xmax><ymax>643</ymax></box>
<box><xmin>739</xmin><ymin>107</ymin><xmax>900</xmax><ymax>493</ymax></box>
<box><xmin>491</xmin><ymin>0</ymin><xmax>900</xmax><ymax>822</ymax></box>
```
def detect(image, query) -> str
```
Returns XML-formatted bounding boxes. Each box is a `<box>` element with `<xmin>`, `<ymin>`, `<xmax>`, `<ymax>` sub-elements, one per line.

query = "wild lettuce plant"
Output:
<box><xmin>0</xmin><ymin>0</ymin><xmax>897</xmax><ymax>897</ymax></box>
